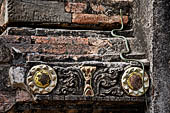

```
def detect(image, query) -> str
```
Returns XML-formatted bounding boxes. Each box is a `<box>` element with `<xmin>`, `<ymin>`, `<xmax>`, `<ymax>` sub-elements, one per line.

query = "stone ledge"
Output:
<box><xmin>2</xmin><ymin>35</ymin><xmax>145</xmax><ymax>56</ymax></box>
<box><xmin>3</xmin><ymin>27</ymin><xmax>134</xmax><ymax>37</ymax></box>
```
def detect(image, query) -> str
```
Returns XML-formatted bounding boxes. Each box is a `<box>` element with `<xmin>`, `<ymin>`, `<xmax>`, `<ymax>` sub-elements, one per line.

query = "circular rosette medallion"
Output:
<box><xmin>121</xmin><ymin>67</ymin><xmax>149</xmax><ymax>96</ymax></box>
<box><xmin>27</xmin><ymin>65</ymin><xmax>57</xmax><ymax>94</ymax></box>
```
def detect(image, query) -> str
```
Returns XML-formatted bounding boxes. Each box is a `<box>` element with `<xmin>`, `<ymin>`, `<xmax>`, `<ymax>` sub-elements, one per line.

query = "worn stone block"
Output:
<box><xmin>0</xmin><ymin>0</ymin><xmax>71</xmax><ymax>26</ymax></box>
<box><xmin>9</xmin><ymin>66</ymin><xmax>25</xmax><ymax>88</ymax></box>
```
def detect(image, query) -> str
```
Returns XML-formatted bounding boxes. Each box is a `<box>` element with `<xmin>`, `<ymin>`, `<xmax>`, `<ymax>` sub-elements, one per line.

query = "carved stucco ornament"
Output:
<box><xmin>81</xmin><ymin>66</ymin><xmax>96</xmax><ymax>96</ymax></box>
<box><xmin>27</xmin><ymin>64</ymin><xmax>57</xmax><ymax>94</ymax></box>
<box><xmin>121</xmin><ymin>67</ymin><xmax>149</xmax><ymax>96</ymax></box>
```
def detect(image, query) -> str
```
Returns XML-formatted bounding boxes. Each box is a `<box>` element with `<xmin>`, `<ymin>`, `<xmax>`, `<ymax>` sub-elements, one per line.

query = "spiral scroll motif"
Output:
<box><xmin>93</xmin><ymin>68</ymin><xmax>124</xmax><ymax>97</ymax></box>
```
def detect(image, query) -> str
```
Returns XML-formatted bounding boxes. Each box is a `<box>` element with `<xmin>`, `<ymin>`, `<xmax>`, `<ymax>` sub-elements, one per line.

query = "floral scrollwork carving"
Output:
<box><xmin>93</xmin><ymin>67</ymin><xmax>124</xmax><ymax>97</ymax></box>
<box><xmin>54</xmin><ymin>67</ymin><xmax>83</xmax><ymax>95</ymax></box>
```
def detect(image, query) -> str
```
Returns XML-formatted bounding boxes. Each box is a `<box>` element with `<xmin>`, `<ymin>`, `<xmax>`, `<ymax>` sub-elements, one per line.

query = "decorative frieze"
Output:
<box><xmin>20</xmin><ymin>62</ymin><xmax>149</xmax><ymax>98</ymax></box>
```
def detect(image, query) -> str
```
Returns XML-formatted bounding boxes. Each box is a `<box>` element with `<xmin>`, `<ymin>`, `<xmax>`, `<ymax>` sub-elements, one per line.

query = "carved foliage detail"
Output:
<box><xmin>93</xmin><ymin>68</ymin><xmax>124</xmax><ymax>97</ymax></box>
<box><xmin>55</xmin><ymin>67</ymin><xmax>83</xmax><ymax>95</ymax></box>
<box><xmin>54</xmin><ymin>66</ymin><xmax>124</xmax><ymax>96</ymax></box>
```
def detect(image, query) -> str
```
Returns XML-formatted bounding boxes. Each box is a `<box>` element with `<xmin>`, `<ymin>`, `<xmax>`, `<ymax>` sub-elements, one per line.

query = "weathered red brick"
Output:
<box><xmin>0</xmin><ymin>39</ymin><xmax>12</xmax><ymax>63</ymax></box>
<box><xmin>0</xmin><ymin>0</ymin><xmax>132</xmax><ymax>30</ymax></box>
<box><xmin>42</xmin><ymin>45</ymin><xmax>67</xmax><ymax>54</ymax></box>
<box><xmin>72</xmin><ymin>14</ymin><xmax>128</xmax><ymax>25</ymax></box>
<box><xmin>0</xmin><ymin>92</ymin><xmax>15</xmax><ymax>112</ymax></box>
<box><xmin>9</xmin><ymin>36</ymin><xmax>112</xmax><ymax>55</ymax></box>
<box><xmin>65</xmin><ymin>1</ymin><xmax>133</xmax><ymax>14</ymax></box>
<box><xmin>67</xmin><ymin>109</ymin><xmax>78</xmax><ymax>113</ymax></box>
<box><xmin>112</xmin><ymin>0</ymin><xmax>133</xmax><ymax>1</ymax></box>
<box><xmin>31</xmin><ymin>36</ymin><xmax>89</xmax><ymax>45</ymax></box>
<box><xmin>91</xmin><ymin>3</ymin><xmax>105</xmax><ymax>13</ymax></box>
<box><xmin>2</xmin><ymin>35</ymin><xmax>31</xmax><ymax>43</ymax></box>
<box><xmin>16</xmin><ymin>90</ymin><xmax>32</xmax><ymax>102</ymax></box>
<box><xmin>65</xmin><ymin>2</ymin><xmax>87</xmax><ymax>13</ymax></box>
<box><xmin>2</xmin><ymin>35</ymin><xmax>145</xmax><ymax>56</ymax></box>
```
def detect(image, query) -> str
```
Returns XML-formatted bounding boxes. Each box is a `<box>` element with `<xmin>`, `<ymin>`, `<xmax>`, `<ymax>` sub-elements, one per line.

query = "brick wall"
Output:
<box><xmin>0</xmin><ymin>0</ymin><xmax>159</xmax><ymax>113</ymax></box>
